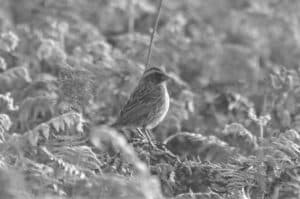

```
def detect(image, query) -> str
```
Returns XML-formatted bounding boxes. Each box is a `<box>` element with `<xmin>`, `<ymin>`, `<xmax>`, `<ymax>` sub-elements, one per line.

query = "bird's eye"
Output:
<box><xmin>155</xmin><ymin>73</ymin><xmax>168</xmax><ymax>83</ymax></box>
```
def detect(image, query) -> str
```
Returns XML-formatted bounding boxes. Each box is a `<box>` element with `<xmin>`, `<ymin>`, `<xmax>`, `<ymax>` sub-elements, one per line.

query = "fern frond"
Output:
<box><xmin>18</xmin><ymin>94</ymin><xmax>57</xmax><ymax>130</ymax></box>
<box><xmin>0</xmin><ymin>56</ymin><xmax>6</xmax><ymax>71</ymax></box>
<box><xmin>0</xmin><ymin>92</ymin><xmax>18</xmax><ymax>111</ymax></box>
<box><xmin>174</xmin><ymin>161</ymin><xmax>256</xmax><ymax>195</ymax></box>
<box><xmin>0</xmin><ymin>66</ymin><xmax>32</xmax><ymax>92</ymax></box>
<box><xmin>48</xmin><ymin>111</ymin><xmax>86</xmax><ymax>133</ymax></box>
<box><xmin>90</xmin><ymin>125</ymin><xmax>149</xmax><ymax>176</ymax></box>
<box><xmin>0</xmin><ymin>156</ymin><xmax>6</xmax><ymax>169</ymax></box>
<box><xmin>164</xmin><ymin>132</ymin><xmax>236</xmax><ymax>162</ymax></box>
<box><xmin>0</xmin><ymin>31</ymin><xmax>19</xmax><ymax>52</ymax></box>
<box><xmin>0</xmin><ymin>114</ymin><xmax>11</xmax><ymax>142</ymax></box>
<box><xmin>23</xmin><ymin>121</ymin><xmax>51</xmax><ymax>147</ymax></box>
<box><xmin>174</xmin><ymin>191</ymin><xmax>223</xmax><ymax>199</ymax></box>
<box><xmin>37</xmin><ymin>38</ymin><xmax>66</xmax><ymax>63</ymax></box>
<box><xmin>0</xmin><ymin>114</ymin><xmax>11</xmax><ymax>132</ymax></box>
<box><xmin>20</xmin><ymin>78</ymin><xmax>58</xmax><ymax>99</ymax></box>
<box><xmin>50</xmin><ymin>146</ymin><xmax>103</xmax><ymax>174</ymax></box>
<box><xmin>281</xmin><ymin>129</ymin><xmax>300</xmax><ymax>143</ymax></box>
<box><xmin>222</xmin><ymin>123</ymin><xmax>258</xmax><ymax>152</ymax></box>
<box><xmin>22</xmin><ymin>111</ymin><xmax>86</xmax><ymax>147</ymax></box>
<box><xmin>267</xmin><ymin>137</ymin><xmax>300</xmax><ymax>161</ymax></box>
<box><xmin>40</xmin><ymin>146</ymin><xmax>86</xmax><ymax>179</ymax></box>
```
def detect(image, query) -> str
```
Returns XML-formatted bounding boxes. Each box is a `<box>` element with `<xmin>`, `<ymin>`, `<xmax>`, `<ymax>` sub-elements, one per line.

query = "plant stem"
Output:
<box><xmin>257</xmin><ymin>121</ymin><xmax>265</xmax><ymax>199</ymax></box>
<box><xmin>145</xmin><ymin>0</ymin><xmax>163</xmax><ymax>68</ymax></box>
<box><xmin>128</xmin><ymin>0</ymin><xmax>135</xmax><ymax>34</ymax></box>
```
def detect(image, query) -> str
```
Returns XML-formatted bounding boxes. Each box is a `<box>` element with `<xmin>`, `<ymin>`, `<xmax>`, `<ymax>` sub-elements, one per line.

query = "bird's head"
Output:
<box><xmin>142</xmin><ymin>67</ymin><xmax>170</xmax><ymax>85</ymax></box>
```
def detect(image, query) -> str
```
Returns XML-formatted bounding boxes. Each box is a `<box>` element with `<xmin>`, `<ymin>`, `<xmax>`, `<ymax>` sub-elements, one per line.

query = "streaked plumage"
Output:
<box><xmin>115</xmin><ymin>67</ymin><xmax>170</xmax><ymax>132</ymax></box>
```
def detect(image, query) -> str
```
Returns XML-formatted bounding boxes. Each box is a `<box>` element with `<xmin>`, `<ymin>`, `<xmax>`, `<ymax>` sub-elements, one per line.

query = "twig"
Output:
<box><xmin>145</xmin><ymin>0</ymin><xmax>163</xmax><ymax>68</ymax></box>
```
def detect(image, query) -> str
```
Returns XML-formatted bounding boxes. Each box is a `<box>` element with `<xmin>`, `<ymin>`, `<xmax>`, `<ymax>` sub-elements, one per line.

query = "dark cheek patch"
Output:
<box><xmin>155</xmin><ymin>74</ymin><xmax>164</xmax><ymax>83</ymax></box>
<box><xmin>145</xmin><ymin>71</ymin><xmax>167</xmax><ymax>84</ymax></box>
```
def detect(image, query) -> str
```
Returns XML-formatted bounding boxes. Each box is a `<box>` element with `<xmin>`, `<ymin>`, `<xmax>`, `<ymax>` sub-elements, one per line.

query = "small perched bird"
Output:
<box><xmin>114</xmin><ymin>66</ymin><xmax>170</xmax><ymax>146</ymax></box>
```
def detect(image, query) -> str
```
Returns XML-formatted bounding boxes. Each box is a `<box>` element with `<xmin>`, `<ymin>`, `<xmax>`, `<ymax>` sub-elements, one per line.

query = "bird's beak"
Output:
<box><xmin>164</xmin><ymin>74</ymin><xmax>171</xmax><ymax>81</ymax></box>
<box><xmin>166</xmin><ymin>73</ymin><xmax>174</xmax><ymax>81</ymax></box>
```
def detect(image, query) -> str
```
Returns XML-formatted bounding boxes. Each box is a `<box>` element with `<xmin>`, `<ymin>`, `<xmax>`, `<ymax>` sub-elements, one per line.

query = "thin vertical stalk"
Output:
<box><xmin>257</xmin><ymin>122</ymin><xmax>266</xmax><ymax>199</ymax></box>
<box><xmin>128</xmin><ymin>0</ymin><xmax>135</xmax><ymax>34</ymax></box>
<box><xmin>145</xmin><ymin>0</ymin><xmax>163</xmax><ymax>68</ymax></box>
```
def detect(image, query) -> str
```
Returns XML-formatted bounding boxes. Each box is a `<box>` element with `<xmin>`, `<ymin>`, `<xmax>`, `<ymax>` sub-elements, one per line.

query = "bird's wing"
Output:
<box><xmin>120</xmin><ymin>82</ymin><xmax>156</xmax><ymax>115</ymax></box>
<box><xmin>117</xmin><ymin>100</ymin><xmax>156</xmax><ymax>126</ymax></box>
<box><xmin>116</xmin><ymin>83</ymin><xmax>158</xmax><ymax>125</ymax></box>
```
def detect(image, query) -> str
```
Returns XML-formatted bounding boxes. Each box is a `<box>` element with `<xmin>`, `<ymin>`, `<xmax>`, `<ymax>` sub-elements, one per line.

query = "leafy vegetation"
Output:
<box><xmin>0</xmin><ymin>0</ymin><xmax>299</xmax><ymax>198</ymax></box>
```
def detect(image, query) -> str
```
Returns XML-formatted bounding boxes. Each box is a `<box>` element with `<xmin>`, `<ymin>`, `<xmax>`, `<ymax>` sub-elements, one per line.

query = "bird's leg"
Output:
<box><xmin>137</xmin><ymin>128</ymin><xmax>156</xmax><ymax>147</ymax></box>
<box><xmin>137</xmin><ymin>128</ymin><xmax>145</xmax><ymax>138</ymax></box>
<box><xmin>144</xmin><ymin>128</ymin><xmax>156</xmax><ymax>148</ymax></box>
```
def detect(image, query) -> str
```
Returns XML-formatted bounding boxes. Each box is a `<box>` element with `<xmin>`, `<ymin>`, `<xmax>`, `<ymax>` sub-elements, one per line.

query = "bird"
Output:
<box><xmin>114</xmin><ymin>66</ymin><xmax>170</xmax><ymax>146</ymax></box>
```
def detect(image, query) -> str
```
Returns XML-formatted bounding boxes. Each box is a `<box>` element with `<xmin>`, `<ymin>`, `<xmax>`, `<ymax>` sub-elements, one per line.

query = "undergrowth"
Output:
<box><xmin>0</xmin><ymin>0</ymin><xmax>299</xmax><ymax>199</ymax></box>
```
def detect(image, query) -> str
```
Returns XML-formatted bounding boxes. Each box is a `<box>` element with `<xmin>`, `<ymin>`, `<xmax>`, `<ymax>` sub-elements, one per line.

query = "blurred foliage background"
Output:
<box><xmin>0</xmin><ymin>0</ymin><xmax>299</xmax><ymax>198</ymax></box>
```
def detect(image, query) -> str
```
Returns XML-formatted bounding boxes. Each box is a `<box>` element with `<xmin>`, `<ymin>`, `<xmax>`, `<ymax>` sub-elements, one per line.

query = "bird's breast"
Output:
<box><xmin>146</xmin><ymin>83</ymin><xmax>169</xmax><ymax>129</ymax></box>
